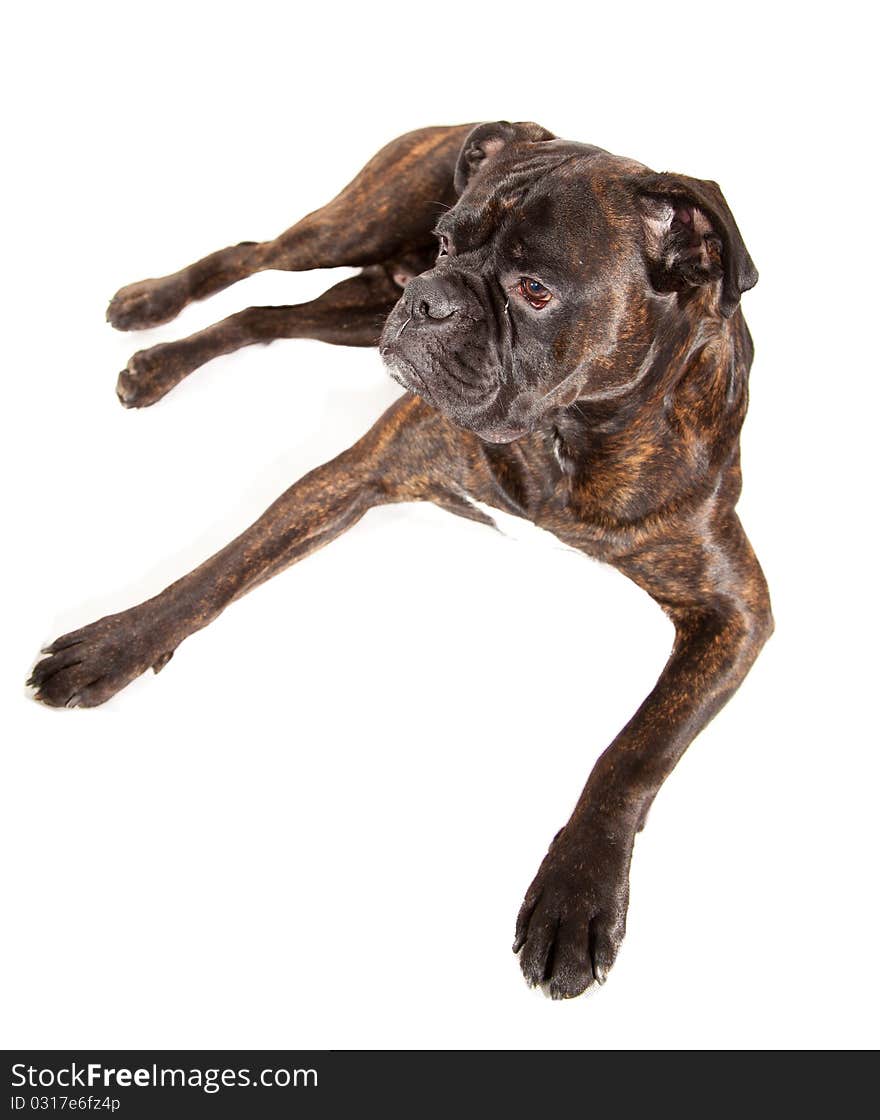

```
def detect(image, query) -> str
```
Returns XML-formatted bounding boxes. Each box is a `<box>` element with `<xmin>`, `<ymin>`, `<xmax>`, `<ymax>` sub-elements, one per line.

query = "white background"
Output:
<box><xmin>3</xmin><ymin>1</ymin><xmax>877</xmax><ymax>1050</ymax></box>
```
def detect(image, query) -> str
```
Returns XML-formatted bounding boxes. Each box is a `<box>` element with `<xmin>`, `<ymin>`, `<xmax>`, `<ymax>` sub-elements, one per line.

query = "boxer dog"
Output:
<box><xmin>28</xmin><ymin>122</ymin><xmax>772</xmax><ymax>999</ymax></box>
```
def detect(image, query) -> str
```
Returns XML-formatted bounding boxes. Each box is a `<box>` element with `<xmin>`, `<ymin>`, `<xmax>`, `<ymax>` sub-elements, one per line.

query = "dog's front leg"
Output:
<box><xmin>515</xmin><ymin>514</ymin><xmax>773</xmax><ymax>998</ymax></box>
<box><xmin>30</xmin><ymin>395</ymin><xmax>470</xmax><ymax>708</ymax></box>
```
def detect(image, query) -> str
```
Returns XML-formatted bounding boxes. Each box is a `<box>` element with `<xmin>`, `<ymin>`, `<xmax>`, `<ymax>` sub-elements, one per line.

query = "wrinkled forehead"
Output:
<box><xmin>441</xmin><ymin>142</ymin><xmax>649</xmax><ymax>273</ymax></box>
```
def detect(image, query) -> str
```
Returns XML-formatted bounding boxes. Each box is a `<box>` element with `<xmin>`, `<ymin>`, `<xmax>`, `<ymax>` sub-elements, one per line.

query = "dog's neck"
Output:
<box><xmin>545</xmin><ymin>304</ymin><xmax>749</xmax><ymax>520</ymax></box>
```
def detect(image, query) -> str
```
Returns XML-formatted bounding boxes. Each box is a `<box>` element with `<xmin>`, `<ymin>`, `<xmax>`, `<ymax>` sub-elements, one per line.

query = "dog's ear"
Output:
<box><xmin>636</xmin><ymin>172</ymin><xmax>758</xmax><ymax>318</ymax></box>
<box><xmin>454</xmin><ymin>121</ymin><xmax>555</xmax><ymax>195</ymax></box>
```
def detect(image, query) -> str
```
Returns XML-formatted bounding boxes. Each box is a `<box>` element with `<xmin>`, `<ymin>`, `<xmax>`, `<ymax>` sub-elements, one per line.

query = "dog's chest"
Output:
<box><xmin>475</xmin><ymin>433</ymin><xmax>637</xmax><ymax>560</ymax></box>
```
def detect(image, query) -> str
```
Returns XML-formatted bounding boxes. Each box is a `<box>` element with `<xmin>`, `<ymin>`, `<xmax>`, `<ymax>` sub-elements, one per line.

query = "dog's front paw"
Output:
<box><xmin>28</xmin><ymin>610</ymin><xmax>177</xmax><ymax>708</ymax></box>
<box><xmin>107</xmin><ymin>277</ymin><xmax>188</xmax><ymax>331</ymax></box>
<box><xmin>117</xmin><ymin>344</ymin><xmax>194</xmax><ymax>408</ymax></box>
<box><xmin>514</xmin><ymin>818</ymin><xmax>633</xmax><ymax>999</ymax></box>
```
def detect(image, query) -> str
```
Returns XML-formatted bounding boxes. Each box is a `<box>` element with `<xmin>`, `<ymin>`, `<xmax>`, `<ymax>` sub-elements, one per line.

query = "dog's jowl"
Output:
<box><xmin>28</xmin><ymin>122</ymin><xmax>771</xmax><ymax>999</ymax></box>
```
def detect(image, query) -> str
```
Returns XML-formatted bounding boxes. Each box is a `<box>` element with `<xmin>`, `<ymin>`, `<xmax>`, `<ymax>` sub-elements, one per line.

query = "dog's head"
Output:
<box><xmin>380</xmin><ymin>121</ymin><xmax>757</xmax><ymax>443</ymax></box>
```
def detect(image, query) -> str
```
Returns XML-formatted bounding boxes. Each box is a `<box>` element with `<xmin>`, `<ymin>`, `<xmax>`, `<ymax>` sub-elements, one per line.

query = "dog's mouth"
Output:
<box><xmin>380</xmin><ymin>348</ymin><xmax>428</xmax><ymax>394</ymax></box>
<box><xmin>381</xmin><ymin>349</ymin><xmax>528</xmax><ymax>444</ymax></box>
<box><xmin>380</xmin><ymin>345</ymin><xmax>485</xmax><ymax>410</ymax></box>
<box><xmin>474</xmin><ymin>424</ymin><xmax>527</xmax><ymax>443</ymax></box>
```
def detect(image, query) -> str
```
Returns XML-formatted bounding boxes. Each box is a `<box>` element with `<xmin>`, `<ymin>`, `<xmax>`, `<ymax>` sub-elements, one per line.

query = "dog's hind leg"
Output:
<box><xmin>106</xmin><ymin>124</ymin><xmax>471</xmax><ymax>332</ymax></box>
<box><xmin>115</xmin><ymin>261</ymin><xmax>418</xmax><ymax>408</ymax></box>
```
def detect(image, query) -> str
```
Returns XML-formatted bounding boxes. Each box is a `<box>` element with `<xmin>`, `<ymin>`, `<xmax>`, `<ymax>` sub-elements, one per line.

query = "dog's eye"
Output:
<box><xmin>437</xmin><ymin>234</ymin><xmax>450</xmax><ymax>258</ymax></box>
<box><xmin>518</xmin><ymin>277</ymin><xmax>553</xmax><ymax>309</ymax></box>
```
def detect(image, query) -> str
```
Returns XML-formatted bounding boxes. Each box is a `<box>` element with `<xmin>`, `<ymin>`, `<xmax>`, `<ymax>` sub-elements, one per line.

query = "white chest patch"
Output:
<box><xmin>468</xmin><ymin>499</ymin><xmax>578</xmax><ymax>557</ymax></box>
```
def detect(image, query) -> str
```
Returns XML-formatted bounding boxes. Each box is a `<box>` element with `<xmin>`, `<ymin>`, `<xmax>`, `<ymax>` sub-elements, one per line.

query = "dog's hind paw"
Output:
<box><xmin>107</xmin><ymin>278</ymin><xmax>188</xmax><ymax>331</ymax></box>
<box><xmin>117</xmin><ymin>344</ymin><xmax>193</xmax><ymax>408</ymax></box>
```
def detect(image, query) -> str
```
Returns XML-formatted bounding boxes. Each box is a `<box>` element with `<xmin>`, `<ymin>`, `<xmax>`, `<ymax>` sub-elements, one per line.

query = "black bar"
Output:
<box><xmin>1</xmin><ymin>1050</ymin><xmax>863</xmax><ymax>1117</ymax></box>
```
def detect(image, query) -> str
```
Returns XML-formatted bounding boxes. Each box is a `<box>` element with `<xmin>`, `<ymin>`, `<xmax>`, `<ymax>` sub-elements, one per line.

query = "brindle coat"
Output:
<box><xmin>28</xmin><ymin>122</ymin><xmax>772</xmax><ymax>999</ymax></box>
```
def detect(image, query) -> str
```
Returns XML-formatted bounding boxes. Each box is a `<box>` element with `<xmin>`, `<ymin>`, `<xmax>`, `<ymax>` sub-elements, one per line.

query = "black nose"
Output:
<box><xmin>406</xmin><ymin>275</ymin><xmax>465</xmax><ymax>323</ymax></box>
